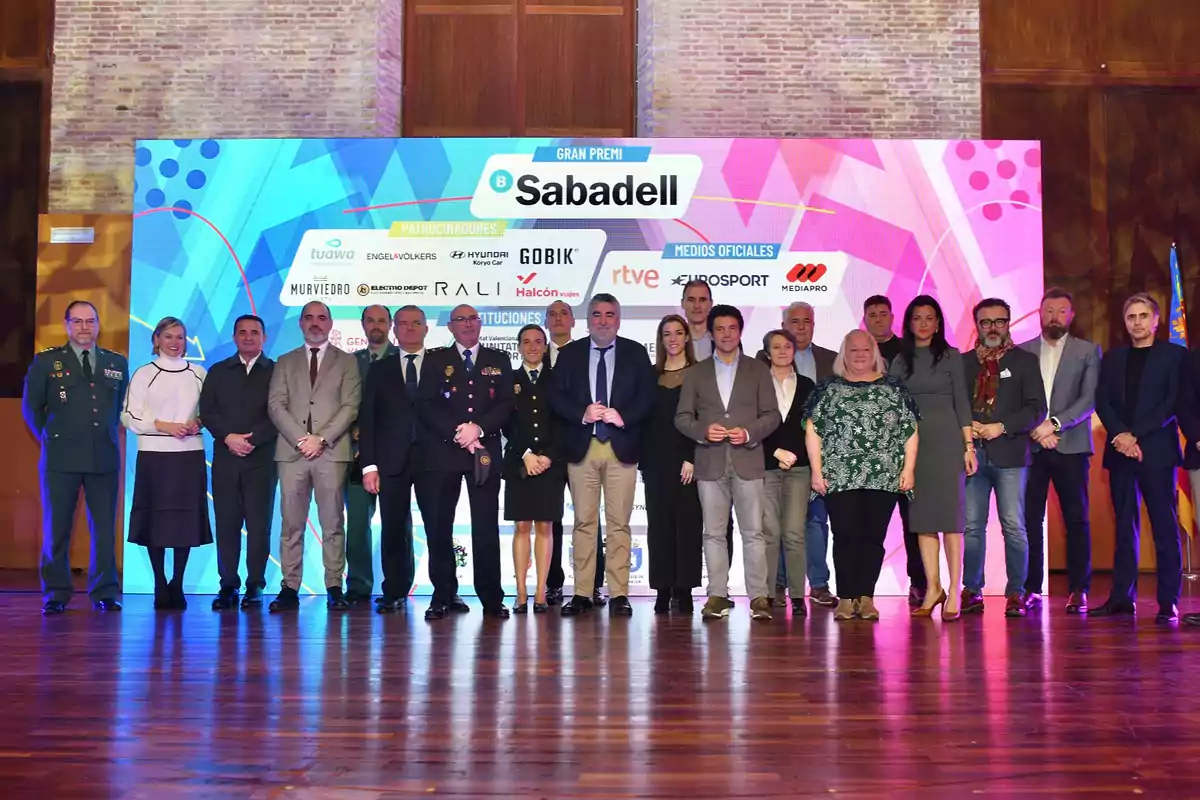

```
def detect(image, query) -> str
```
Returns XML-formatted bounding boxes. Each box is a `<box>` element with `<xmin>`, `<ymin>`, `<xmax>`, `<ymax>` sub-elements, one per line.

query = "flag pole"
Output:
<box><xmin>1171</xmin><ymin>240</ymin><xmax>1197</xmax><ymax>579</ymax></box>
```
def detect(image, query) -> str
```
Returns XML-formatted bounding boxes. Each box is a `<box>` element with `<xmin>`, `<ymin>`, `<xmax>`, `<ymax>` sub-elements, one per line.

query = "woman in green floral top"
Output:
<box><xmin>805</xmin><ymin>330</ymin><xmax>919</xmax><ymax>622</ymax></box>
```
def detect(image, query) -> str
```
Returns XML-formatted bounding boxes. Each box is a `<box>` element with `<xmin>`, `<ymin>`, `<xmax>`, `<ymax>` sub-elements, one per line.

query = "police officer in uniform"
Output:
<box><xmin>415</xmin><ymin>304</ymin><xmax>515</xmax><ymax>620</ymax></box>
<box><xmin>22</xmin><ymin>300</ymin><xmax>129</xmax><ymax>615</ymax></box>
<box><xmin>345</xmin><ymin>304</ymin><xmax>397</xmax><ymax>605</ymax></box>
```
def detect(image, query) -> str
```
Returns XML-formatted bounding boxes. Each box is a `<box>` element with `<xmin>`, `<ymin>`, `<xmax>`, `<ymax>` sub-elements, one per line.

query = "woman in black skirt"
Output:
<box><xmin>503</xmin><ymin>324</ymin><xmax>564</xmax><ymax>613</ymax></box>
<box><xmin>641</xmin><ymin>314</ymin><xmax>703</xmax><ymax>614</ymax></box>
<box><xmin>120</xmin><ymin>316</ymin><xmax>212</xmax><ymax>610</ymax></box>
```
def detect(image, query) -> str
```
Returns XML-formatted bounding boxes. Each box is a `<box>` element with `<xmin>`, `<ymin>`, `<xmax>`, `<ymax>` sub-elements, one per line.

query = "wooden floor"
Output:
<box><xmin>4</xmin><ymin>573</ymin><xmax>1200</xmax><ymax>799</ymax></box>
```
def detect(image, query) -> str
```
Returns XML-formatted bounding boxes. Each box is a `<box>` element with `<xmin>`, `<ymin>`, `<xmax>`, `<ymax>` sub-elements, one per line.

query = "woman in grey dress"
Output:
<box><xmin>888</xmin><ymin>296</ymin><xmax>977</xmax><ymax>620</ymax></box>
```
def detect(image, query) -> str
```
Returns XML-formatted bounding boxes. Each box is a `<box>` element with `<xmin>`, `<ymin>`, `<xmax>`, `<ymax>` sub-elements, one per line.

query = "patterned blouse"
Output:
<box><xmin>805</xmin><ymin>374</ymin><xmax>920</xmax><ymax>496</ymax></box>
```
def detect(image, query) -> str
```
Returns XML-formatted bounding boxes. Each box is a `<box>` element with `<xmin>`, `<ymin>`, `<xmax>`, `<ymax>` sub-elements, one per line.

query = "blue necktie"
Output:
<box><xmin>463</xmin><ymin>349</ymin><xmax>474</xmax><ymax>372</ymax></box>
<box><xmin>530</xmin><ymin>368</ymin><xmax>539</xmax><ymax>383</ymax></box>
<box><xmin>405</xmin><ymin>354</ymin><xmax>418</xmax><ymax>394</ymax></box>
<box><xmin>594</xmin><ymin>345</ymin><xmax>612</xmax><ymax>442</ymax></box>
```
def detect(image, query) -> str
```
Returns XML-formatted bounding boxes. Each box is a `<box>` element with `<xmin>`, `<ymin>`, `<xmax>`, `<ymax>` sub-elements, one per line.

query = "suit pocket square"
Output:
<box><xmin>1000</xmin><ymin>369</ymin><xmax>1012</xmax><ymax>378</ymax></box>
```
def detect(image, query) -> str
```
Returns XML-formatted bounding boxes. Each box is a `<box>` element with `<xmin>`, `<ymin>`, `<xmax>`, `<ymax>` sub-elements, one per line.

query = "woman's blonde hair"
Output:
<box><xmin>833</xmin><ymin>329</ymin><xmax>885</xmax><ymax>377</ymax></box>
<box><xmin>151</xmin><ymin>316</ymin><xmax>187</xmax><ymax>357</ymax></box>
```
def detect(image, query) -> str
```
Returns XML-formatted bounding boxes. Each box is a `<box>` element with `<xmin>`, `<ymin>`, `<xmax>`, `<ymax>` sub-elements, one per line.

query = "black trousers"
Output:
<box><xmin>415</xmin><ymin>469</ymin><xmax>503</xmax><ymax>608</ymax></box>
<box><xmin>549</xmin><ymin>472</ymin><xmax>604</xmax><ymax>593</ymax></box>
<box><xmin>212</xmin><ymin>455</ymin><xmax>276</xmax><ymax>591</ymax></box>
<box><xmin>41</xmin><ymin>469</ymin><xmax>119</xmax><ymax>603</ymax></box>
<box><xmin>1024</xmin><ymin>450</ymin><xmax>1091</xmax><ymax>594</ymax></box>
<box><xmin>643</xmin><ymin>468</ymin><xmax>703</xmax><ymax>590</ymax></box>
<box><xmin>377</xmin><ymin>469</ymin><xmax>416</xmax><ymax>600</ymax></box>
<box><xmin>896</xmin><ymin>495</ymin><xmax>927</xmax><ymax>592</ymax></box>
<box><xmin>825</xmin><ymin>489</ymin><xmax>899</xmax><ymax>600</ymax></box>
<box><xmin>1109</xmin><ymin>463</ymin><xmax>1182</xmax><ymax>608</ymax></box>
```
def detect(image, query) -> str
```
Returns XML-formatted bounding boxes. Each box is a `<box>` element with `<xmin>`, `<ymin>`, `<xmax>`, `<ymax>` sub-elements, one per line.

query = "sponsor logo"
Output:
<box><xmin>357</xmin><ymin>284</ymin><xmax>370</xmax><ymax>296</ymax></box>
<box><xmin>517</xmin><ymin>273</ymin><xmax>537</xmax><ymax>284</ymax></box>
<box><xmin>365</xmin><ymin>251</ymin><xmax>436</xmax><ymax>261</ymax></box>
<box><xmin>434</xmin><ymin>281</ymin><xmax>502</xmax><ymax>298</ymax></box>
<box><xmin>360</xmin><ymin>284</ymin><xmax>429</xmax><ymax>295</ymax></box>
<box><xmin>500</xmin><ymin>172</ymin><xmax>680</xmax><ymax>209</ymax></box>
<box><xmin>310</xmin><ymin>237</ymin><xmax>354</xmax><ymax>263</ymax></box>
<box><xmin>450</xmin><ymin>249</ymin><xmax>509</xmax><ymax>267</ymax></box>
<box><xmin>611</xmin><ymin>264</ymin><xmax>659</xmax><ymax>288</ymax></box>
<box><xmin>782</xmin><ymin>262</ymin><xmax>830</xmax><ymax>293</ymax></box>
<box><xmin>513</xmin><ymin>272</ymin><xmax>580</xmax><ymax>299</ymax></box>
<box><xmin>289</xmin><ymin>282</ymin><xmax>353</xmax><ymax>295</ymax></box>
<box><xmin>670</xmin><ymin>273</ymin><xmax>769</xmax><ymax>288</ymax></box>
<box><xmin>519</xmin><ymin>247</ymin><xmax>576</xmax><ymax>266</ymax></box>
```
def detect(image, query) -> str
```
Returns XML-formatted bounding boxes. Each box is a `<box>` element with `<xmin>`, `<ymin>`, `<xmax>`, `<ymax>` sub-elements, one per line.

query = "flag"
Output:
<box><xmin>1170</xmin><ymin>243</ymin><xmax>1194</xmax><ymax>545</ymax></box>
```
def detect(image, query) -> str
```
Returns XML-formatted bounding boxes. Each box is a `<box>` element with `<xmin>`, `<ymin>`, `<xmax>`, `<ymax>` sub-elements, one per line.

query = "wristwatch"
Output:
<box><xmin>319</xmin><ymin>436</ymin><xmax>329</xmax><ymax>448</ymax></box>
<box><xmin>1051</xmin><ymin>416</ymin><xmax>1062</xmax><ymax>433</ymax></box>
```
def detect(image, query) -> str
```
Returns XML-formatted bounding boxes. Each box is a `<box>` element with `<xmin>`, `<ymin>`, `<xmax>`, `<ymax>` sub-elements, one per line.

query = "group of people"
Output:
<box><xmin>21</xmin><ymin>282</ymin><xmax>1200</xmax><ymax>626</ymax></box>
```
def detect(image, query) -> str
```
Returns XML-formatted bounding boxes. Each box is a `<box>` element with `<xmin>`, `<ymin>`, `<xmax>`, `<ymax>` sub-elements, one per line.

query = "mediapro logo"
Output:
<box><xmin>783</xmin><ymin>262</ymin><xmax>829</xmax><ymax>292</ymax></box>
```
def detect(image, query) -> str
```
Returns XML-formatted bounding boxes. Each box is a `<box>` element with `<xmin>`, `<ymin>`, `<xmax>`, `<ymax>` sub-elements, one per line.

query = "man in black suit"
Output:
<box><xmin>960</xmin><ymin>298</ymin><xmax>1046</xmax><ymax>618</ymax></box>
<box><xmin>1179</xmin><ymin>338</ymin><xmax>1200</xmax><ymax>627</ymax></box>
<box><xmin>548</xmin><ymin>293</ymin><xmax>655</xmax><ymax>617</ymax></box>
<box><xmin>1094</xmin><ymin>293</ymin><xmax>1187</xmax><ymax>623</ymax></box>
<box><xmin>200</xmin><ymin>314</ymin><xmax>278</xmax><ymax>610</ymax></box>
<box><xmin>415</xmin><ymin>303</ymin><xmax>514</xmax><ymax>620</ymax></box>
<box><xmin>359</xmin><ymin>305</ymin><xmax>428</xmax><ymax>613</ymax></box>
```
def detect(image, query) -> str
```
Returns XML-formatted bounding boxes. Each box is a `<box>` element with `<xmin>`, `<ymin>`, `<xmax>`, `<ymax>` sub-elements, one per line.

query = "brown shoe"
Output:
<box><xmin>961</xmin><ymin>589</ymin><xmax>985</xmax><ymax>614</ymax></box>
<box><xmin>833</xmin><ymin>598</ymin><xmax>857</xmax><ymax>620</ymax></box>
<box><xmin>1005</xmin><ymin>592</ymin><xmax>1027</xmax><ymax>617</ymax></box>
<box><xmin>772</xmin><ymin>586</ymin><xmax>788</xmax><ymax>608</ymax></box>
<box><xmin>750</xmin><ymin>597</ymin><xmax>773</xmax><ymax>620</ymax></box>
<box><xmin>811</xmin><ymin>587</ymin><xmax>838</xmax><ymax>607</ymax></box>
<box><xmin>858</xmin><ymin>596</ymin><xmax>880</xmax><ymax>621</ymax></box>
<box><xmin>1065</xmin><ymin>591</ymin><xmax>1088</xmax><ymax>614</ymax></box>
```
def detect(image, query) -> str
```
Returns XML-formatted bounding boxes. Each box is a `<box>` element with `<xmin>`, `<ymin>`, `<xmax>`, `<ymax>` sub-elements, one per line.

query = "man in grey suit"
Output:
<box><xmin>676</xmin><ymin>305</ymin><xmax>781</xmax><ymax>621</ymax></box>
<box><xmin>1019</xmin><ymin>288</ymin><xmax>1101</xmax><ymax>613</ymax></box>
<box><xmin>267</xmin><ymin>300</ymin><xmax>362</xmax><ymax>611</ymax></box>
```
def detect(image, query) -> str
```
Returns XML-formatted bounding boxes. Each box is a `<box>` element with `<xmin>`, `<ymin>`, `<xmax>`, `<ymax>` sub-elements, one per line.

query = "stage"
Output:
<box><xmin>3</xmin><ymin>572</ymin><xmax>1199</xmax><ymax>798</ymax></box>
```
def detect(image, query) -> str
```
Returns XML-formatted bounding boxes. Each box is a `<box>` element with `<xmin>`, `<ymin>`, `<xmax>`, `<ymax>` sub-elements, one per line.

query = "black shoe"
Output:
<box><xmin>211</xmin><ymin>589</ymin><xmax>238</xmax><ymax>611</ymax></box>
<box><xmin>609</xmin><ymin>596</ymin><xmax>633</xmax><ymax>617</ymax></box>
<box><xmin>327</xmin><ymin>587</ymin><xmax>350</xmax><ymax>609</ymax></box>
<box><xmin>269</xmin><ymin>587</ymin><xmax>300</xmax><ymax>612</ymax></box>
<box><xmin>592</xmin><ymin>590</ymin><xmax>607</xmax><ymax>608</ymax></box>
<box><xmin>655</xmin><ymin>589</ymin><xmax>672</xmax><ymax>615</ymax></box>
<box><xmin>1183</xmin><ymin>612</ymin><xmax>1200</xmax><ymax>627</ymax></box>
<box><xmin>424</xmin><ymin>602</ymin><xmax>448</xmax><ymax>621</ymax></box>
<box><xmin>561</xmin><ymin>595</ymin><xmax>594</xmax><ymax>616</ymax></box>
<box><xmin>93</xmin><ymin>598</ymin><xmax>123</xmax><ymax>612</ymax></box>
<box><xmin>533</xmin><ymin>601</ymin><xmax>549</xmax><ymax>614</ymax></box>
<box><xmin>546</xmin><ymin>587</ymin><xmax>564</xmax><ymax>606</ymax></box>
<box><xmin>241</xmin><ymin>586</ymin><xmax>264</xmax><ymax>609</ymax></box>
<box><xmin>1157</xmin><ymin>604</ymin><xmax>1179</xmax><ymax>624</ymax></box>
<box><xmin>908</xmin><ymin>586</ymin><xmax>926</xmax><ymax>608</ymax></box>
<box><xmin>344</xmin><ymin>590</ymin><xmax>371</xmax><ymax>607</ymax></box>
<box><xmin>375</xmin><ymin>596</ymin><xmax>406</xmax><ymax>614</ymax></box>
<box><xmin>42</xmin><ymin>600</ymin><xmax>67</xmax><ymax>615</ymax></box>
<box><xmin>674</xmin><ymin>589</ymin><xmax>694</xmax><ymax>614</ymax></box>
<box><xmin>153</xmin><ymin>583</ymin><xmax>171</xmax><ymax>610</ymax></box>
<box><xmin>791</xmin><ymin>598</ymin><xmax>808</xmax><ymax>618</ymax></box>
<box><xmin>1088</xmin><ymin>598</ymin><xmax>1136</xmax><ymax>617</ymax></box>
<box><xmin>168</xmin><ymin>580</ymin><xmax>187</xmax><ymax>610</ymax></box>
<box><xmin>448</xmin><ymin>595</ymin><xmax>470</xmax><ymax>614</ymax></box>
<box><xmin>513</xmin><ymin>599</ymin><xmax>529</xmax><ymax>614</ymax></box>
<box><xmin>483</xmin><ymin>603</ymin><xmax>511</xmax><ymax>619</ymax></box>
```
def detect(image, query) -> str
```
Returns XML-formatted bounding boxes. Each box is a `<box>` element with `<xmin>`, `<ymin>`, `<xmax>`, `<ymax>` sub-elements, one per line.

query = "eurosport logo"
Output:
<box><xmin>670</xmin><ymin>273</ymin><xmax>770</xmax><ymax>288</ymax></box>
<box><xmin>450</xmin><ymin>249</ymin><xmax>509</xmax><ymax>267</ymax></box>
<box><xmin>782</xmin><ymin>262</ymin><xmax>830</xmax><ymax>292</ymax></box>
<box><xmin>358</xmin><ymin>283</ymin><xmax>429</xmax><ymax>296</ymax></box>
<box><xmin>365</xmin><ymin>252</ymin><xmax>436</xmax><ymax>262</ymax></box>
<box><xmin>310</xmin><ymin>237</ymin><xmax>354</xmax><ymax>263</ymax></box>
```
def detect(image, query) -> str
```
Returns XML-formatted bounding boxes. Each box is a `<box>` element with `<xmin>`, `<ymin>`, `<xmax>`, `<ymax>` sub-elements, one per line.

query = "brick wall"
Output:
<box><xmin>49</xmin><ymin>0</ymin><xmax>403</xmax><ymax>212</ymax></box>
<box><xmin>638</xmin><ymin>0</ymin><xmax>980</xmax><ymax>138</ymax></box>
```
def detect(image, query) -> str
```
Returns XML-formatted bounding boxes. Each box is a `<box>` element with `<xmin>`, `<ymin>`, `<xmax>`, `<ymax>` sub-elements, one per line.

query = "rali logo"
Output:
<box><xmin>787</xmin><ymin>263</ymin><xmax>827</xmax><ymax>283</ymax></box>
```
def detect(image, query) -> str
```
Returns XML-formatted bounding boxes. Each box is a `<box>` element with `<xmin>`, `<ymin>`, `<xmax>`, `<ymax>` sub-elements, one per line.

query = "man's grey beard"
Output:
<box><xmin>1043</xmin><ymin>324</ymin><xmax>1067</xmax><ymax>341</ymax></box>
<box><xmin>983</xmin><ymin>333</ymin><xmax>1006</xmax><ymax>348</ymax></box>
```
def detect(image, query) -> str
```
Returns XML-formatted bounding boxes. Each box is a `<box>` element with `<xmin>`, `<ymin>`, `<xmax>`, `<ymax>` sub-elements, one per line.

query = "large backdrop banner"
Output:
<box><xmin>128</xmin><ymin>137</ymin><xmax>1044</xmax><ymax>596</ymax></box>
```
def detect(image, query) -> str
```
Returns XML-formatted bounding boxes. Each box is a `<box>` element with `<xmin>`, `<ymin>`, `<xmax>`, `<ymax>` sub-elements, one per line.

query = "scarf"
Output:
<box><xmin>972</xmin><ymin>339</ymin><xmax>1014</xmax><ymax>416</ymax></box>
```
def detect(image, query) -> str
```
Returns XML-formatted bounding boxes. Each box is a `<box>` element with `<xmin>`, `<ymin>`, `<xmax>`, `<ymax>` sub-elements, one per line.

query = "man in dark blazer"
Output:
<box><xmin>1018</xmin><ymin>288</ymin><xmax>1101</xmax><ymax>613</ymax></box>
<box><xmin>358</xmin><ymin>305</ymin><xmax>428</xmax><ymax>613</ymax></box>
<box><xmin>415</xmin><ymin>304</ymin><xmax>514</xmax><ymax>620</ymax></box>
<box><xmin>1094</xmin><ymin>293</ymin><xmax>1188</xmax><ymax>623</ymax></box>
<box><xmin>22</xmin><ymin>299</ymin><xmax>128</xmax><ymax>615</ymax></box>
<box><xmin>960</xmin><ymin>297</ymin><xmax>1046</xmax><ymax>618</ymax></box>
<box><xmin>676</xmin><ymin>305</ymin><xmax>781</xmax><ymax>621</ymax></box>
<box><xmin>548</xmin><ymin>293</ymin><xmax>655</xmax><ymax>617</ymax></box>
<box><xmin>1178</xmin><ymin>341</ymin><xmax>1200</xmax><ymax>627</ymax></box>
<box><xmin>200</xmin><ymin>314</ymin><xmax>278</xmax><ymax>610</ymax></box>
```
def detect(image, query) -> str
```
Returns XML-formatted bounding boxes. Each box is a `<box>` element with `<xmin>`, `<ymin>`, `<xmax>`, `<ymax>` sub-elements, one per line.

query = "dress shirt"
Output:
<box><xmin>454</xmin><ymin>342</ymin><xmax>478</xmax><ymax>367</ymax></box>
<box><xmin>401</xmin><ymin>347</ymin><xmax>426</xmax><ymax>386</ymax></box>
<box><xmin>524</xmin><ymin>364</ymin><xmax>541</xmax><ymax>382</ymax></box>
<box><xmin>239</xmin><ymin>353</ymin><xmax>261</xmax><ymax>374</ymax></box>
<box><xmin>69</xmin><ymin>342</ymin><xmax>93</xmax><ymax>366</ymax></box>
<box><xmin>713</xmin><ymin>352</ymin><xmax>739</xmax><ymax>409</ymax></box>
<box><xmin>794</xmin><ymin>345</ymin><xmax>816</xmax><ymax>383</ymax></box>
<box><xmin>548</xmin><ymin>340</ymin><xmax>567</xmax><ymax>368</ymax></box>
<box><xmin>772</xmin><ymin>370</ymin><xmax>796</xmax><ymax>420</ymax></box>
<box><xmin>691</xmin><ymin>331</ymin><xmax>714</xmax><ymax>361</ymax></box>
<box><xmin>306</xmin><ymin>340</ymin><xmax>331</xmax><ymax>369</ymax></box>
<box><xmin>1039</xmin><ymin>334</ymin><xmax>1066</xmax><ymax>407</ymax></box>
<box><xmin>587</xmin><ymin>339</ymin><xmax>616</xmax><ymax>403</ymax></box>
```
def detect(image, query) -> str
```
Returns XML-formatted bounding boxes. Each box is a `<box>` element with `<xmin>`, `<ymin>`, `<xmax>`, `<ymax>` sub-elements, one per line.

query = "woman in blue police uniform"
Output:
<box><xmin>504</xmin><ymin>324</ymin><xmax>564</xmax><ymax>613</ymax></box>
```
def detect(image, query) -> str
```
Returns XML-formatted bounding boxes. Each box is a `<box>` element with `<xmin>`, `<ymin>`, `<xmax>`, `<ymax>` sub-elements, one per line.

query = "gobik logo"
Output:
<box><xmin>783</xmin><ymin>262</ymin><xmax>829</xmax><ymax>292</ymax></box>
<box><xmin>519</xmin><ymin>247</ymin><xmax>576</xmax><ymax>266</ymax></box>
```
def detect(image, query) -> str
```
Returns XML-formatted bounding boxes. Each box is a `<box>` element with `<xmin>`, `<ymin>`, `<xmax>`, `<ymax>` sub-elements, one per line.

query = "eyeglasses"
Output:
<box><xmin>451</xmin><ymin>314</ymin><xmax>480</xmax><ymax>324</ymax></box>
<box><xmin>979</xmin><ymin>318</ymin><xmax>1010</xmax><ymax>329</ymax></box>
<box><xmin>68</xmin><ymin>318</ymin><xmax>98</xmax><ymax>326</ymax></box>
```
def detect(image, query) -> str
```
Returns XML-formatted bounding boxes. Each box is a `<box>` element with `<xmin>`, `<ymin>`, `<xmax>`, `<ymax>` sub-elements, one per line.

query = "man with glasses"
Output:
<box><xmin>415</xmin><ymin>304</ymin><xmax>514</xmax><ymax>620</ymax></box>
<box><xmin>960</xmin><ymin>298</ymin><xmax>1045</xmax><ymax>618</ymax></box>
<box><xmin>22</xmin><ymin>300</ymin><xmax>129</xmax><ymax>614</ymax></box>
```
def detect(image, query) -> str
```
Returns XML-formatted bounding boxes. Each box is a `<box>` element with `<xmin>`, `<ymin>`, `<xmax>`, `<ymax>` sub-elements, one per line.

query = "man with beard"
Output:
<box><xmin>1018</xmin><ymin>289</ymin><xmax>1101</xmax><ymax>613</ymax></box>
<box><xmin>344</xmin><ymin>305</ymin><xmax>398</xmax><ymax>605</ymax></box>
<box><xmin>960</xmin><ymin>298</ymin><xmax>1045</xmax><ymax>618</ymax></box>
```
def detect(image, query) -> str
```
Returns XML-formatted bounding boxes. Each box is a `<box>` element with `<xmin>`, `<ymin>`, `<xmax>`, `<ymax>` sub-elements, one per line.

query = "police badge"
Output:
<box><xmin>514</xmin><ymin>383</ymin><xmax>521</xmax><ymax>395</ymax></box>
<box><xmin>53</xmin><ymin>361</ymin><xmax>63</xmax><ymax>371</ymax></box>
<box><xmin>444</xmin><ymin>365</ymin><xmax>455</xmax><ymax>378</ymax></box>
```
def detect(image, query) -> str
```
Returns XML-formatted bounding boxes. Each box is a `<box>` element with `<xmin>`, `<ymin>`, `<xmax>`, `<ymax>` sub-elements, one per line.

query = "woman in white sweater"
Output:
<box><xmin>121</xmin><ymin>316</ymin><xmax>212</xmax><ymax>610</ymax></box>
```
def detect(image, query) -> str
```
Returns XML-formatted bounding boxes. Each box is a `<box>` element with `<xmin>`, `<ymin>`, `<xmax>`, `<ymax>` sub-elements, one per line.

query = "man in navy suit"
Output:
<box><xmin>1093</xmin><ymin>292</ymin><xmax>1188</xmax><ymax>622</ymax></box>
<box><xmin>548</xmin><ymin>293</ymin><xmax>655</xmax><ymax>617</ymax></box>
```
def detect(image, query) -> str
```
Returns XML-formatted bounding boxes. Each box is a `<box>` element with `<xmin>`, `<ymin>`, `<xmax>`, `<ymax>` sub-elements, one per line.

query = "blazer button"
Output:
<box><xmin>533</xmin><ymin>423</ymin><xmax>538</xmax><ymax>428</ymax></box>
<box><xmin>724</xmin><ymin>413</ymin><xmax>730</xmax><ymax>419</ymax></box>
<box><xmin>468</xmin><ymin>408</ymin><xmax>474</xmax><ymax>413</ymax></box>
<box><xmin>532</xmin><ymin>408</ymin><xmax>538</xmax><ymax>413</ymax></box>
<box><xmin>468</xmin><ymin>394</ymin><xmax>473</xmax><ymax>399</ymax></box>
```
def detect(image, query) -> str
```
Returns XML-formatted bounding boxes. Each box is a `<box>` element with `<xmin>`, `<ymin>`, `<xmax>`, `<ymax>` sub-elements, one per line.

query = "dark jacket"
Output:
<box><xmin>1179</xmin><ymin>347</ymin><xmax>1200</xmax><ymax>471</ymax></box>
<box><xmin>417</xmin><ymin>344</ymin><xmax>514</xmax><ymax>472</ymax></box>
<box><xmin>200</xmin><ymin>353</ymin><xmax>277</xmax><ymax>464</ymax></box>
<box><xmin>762</xmin><ymin>372</ymin><xmax>816</xmax><ymax>470</ymax></box>
<box><xmin>503</xmin><ymin>366</ymin><xmax>562</xmax><ymax>478</ymax></box>
<box><xmin>1097</xmin><ymin>340</ymin><xmax>1187</xmax><ymax>471</ymax></box>
<box><xmin>357</xmin><ymin>352</ymin><xmax>417</xmax><ymax>477</ymax></box>
<box><xmin>960</xmin><ymin>346</ymin><xmax>1046</xmax><ymax>469</ymax></box>
<box><xmin>547</xmin><ymin>335</ymin><xmax>656</xmax><ymax>465</ymax></box>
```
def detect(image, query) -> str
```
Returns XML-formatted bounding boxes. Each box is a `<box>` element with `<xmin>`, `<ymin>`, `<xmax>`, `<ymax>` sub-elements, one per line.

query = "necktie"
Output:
<box><xmin>530</xmin><ymin>368</ymin><xmax>539</xmax><ymax>383</ymax></box>
<box><xmin>594</xmin><ymin>345</ymin><xmax>612</xmax><ymax>442</ymax></box>
<box><xmin>370</xmin><ymin>352</ymin><xmax>378</xmax><ymax>363</ymax></box>
<box><xmin>405</xmin><ymin>354</ymin><xmax>418</xmax><ymax>394</ymax></box>
<box><xmin>463</xmin><ymin>348</ymin><xmax>474</xmax><ymax>372</ymax></box>
<box><xmin>307</xmin><ymin>347</ymin><xmax>319</xmax><ymax>433</ymax></box>
<box><xmin>81</xmin><ymin>350</ymin><xmax>93</xmax><ymax>382</ymax></box>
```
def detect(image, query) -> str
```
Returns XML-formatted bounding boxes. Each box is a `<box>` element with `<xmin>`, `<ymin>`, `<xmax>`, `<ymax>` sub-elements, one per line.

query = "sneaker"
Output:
<box><xmin>701</xmin><ymin>596</ymin><xmax>735</xmax><ymax>620</ymax></box>
<box><xmin>750</xmin><ymin>597</ymin><xmax>773</xmax><ymax>620</ymax></box>
<box><xmin>810</xmin><ymin>586</ymin><xmax>838</xmax><ymax>607</ymax></box>
<box><xmin>858</xmin><ymin>596</ymin><xmax>880</xmax><ymax>621</ymax></box>
<box><xmin>833</xmin><ymin>598</ymin><xmax>857</xmax><ymax>620</ymax></box>
<box><xmin>773</xmin><ymin>586</ymin><xmax>788</xmax><ymax>608</ymax></box>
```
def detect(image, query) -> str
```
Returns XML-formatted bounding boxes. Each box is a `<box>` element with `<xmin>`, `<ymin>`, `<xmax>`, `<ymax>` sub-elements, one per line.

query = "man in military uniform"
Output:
<box><xmin>415</xmin><ymin>304</ymin><xmax>515</xmax><ymax>621</ymax></box>
<box><xmin>344</xmin><ymin>304</ymin><xmax>397</xmax><ymax>605</ymax></box>
<box><xmin>22</xmin><ymin>300</ymin><xmax>129</xmax><ymax>615</ymax></box>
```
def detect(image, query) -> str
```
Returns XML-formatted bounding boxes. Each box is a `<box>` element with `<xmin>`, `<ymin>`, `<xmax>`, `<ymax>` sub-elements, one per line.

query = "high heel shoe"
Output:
<box><xmin>941</xmin><ymin>601</ymin><xmax>962</xmax><ymax>621</ymax></box>
<box><xmin>911</xmin><ymin>588</ymin><xmax>946</xmax><ymax>618</ymax></box>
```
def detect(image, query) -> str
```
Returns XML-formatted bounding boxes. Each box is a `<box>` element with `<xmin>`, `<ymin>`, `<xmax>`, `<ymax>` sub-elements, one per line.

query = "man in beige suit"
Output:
<box><xmin>676</xmin><ymin>305</ymin><xmax>780</xmax><ymax>621</ymax></box>
<box><xmin>267</xmin><ymin>300</ymin><xmax>361</xmax><ymax>611</ymax></box>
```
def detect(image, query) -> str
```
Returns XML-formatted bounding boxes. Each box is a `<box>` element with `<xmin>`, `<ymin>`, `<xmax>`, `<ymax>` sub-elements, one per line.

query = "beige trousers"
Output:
<box><xmin>567</xmin><ymin>439</ymin><xmax>637</xmax><ymax>598</ymax></box>
<box><xmin>278</xmin><ymin>457</ymin><xmax>349</xmax><ymax>590</ymax></box>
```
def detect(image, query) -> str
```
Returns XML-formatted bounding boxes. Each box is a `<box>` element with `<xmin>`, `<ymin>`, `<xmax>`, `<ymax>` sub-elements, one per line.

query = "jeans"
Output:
<box><xmin>804</xmin><ymin>495</ymin><xmax>830</xmax><ymax>590</ymax></box>
<box><xmin>963</xmin><ymin>447</ymin><xmax>1028</xmax><ymax>596</ymax></box>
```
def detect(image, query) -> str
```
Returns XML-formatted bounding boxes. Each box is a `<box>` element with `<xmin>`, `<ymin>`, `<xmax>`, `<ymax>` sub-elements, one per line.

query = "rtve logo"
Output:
<box><xmin>611</xmin><ymin>264</ymin><xmax>659</xmax><ymax>289</ymax></box>
<box><xmin>787</xmin><ymin>263</ymin><xmax>828</xmax><ymax>283</ymax></box>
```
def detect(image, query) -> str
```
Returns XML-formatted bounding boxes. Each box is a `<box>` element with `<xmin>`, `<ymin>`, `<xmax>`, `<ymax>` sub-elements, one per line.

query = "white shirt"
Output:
<box><xmin>713</xmin><ymin>353</ymin><xmax>739</xmax><ymax>409</ymax></box>
<box><xmin>549</xmin><ymin>340</ymin><xmax>567</xmax><ymax>368</ymax></box>
<box><xmin>239</xmin><ymin>353</ymin><xmax>261</xmax><ymax>374</ymax></box>
<box><xmin>1039</xmin><ymin>334</ymin><xmax>1066</xmax><ymax>407</ymax></box>
<box><xmin>794</xmin><ymin>346</ymin><xmax>817</xmax><ymax>383</ymax></box>
<box><xmin>120</xmin><ymin>355</ymin><xmax>207</xmax><ymax>452</ymax></box>
<box><xmin>772</xmin><ymin>371</ymin><xmax>796</xmax><ymax>420</ymax></box>
<box><xmin>401</xmin><ymin>347</ymin><xmax>426</xmax><ymax>386</ymax></box>
<box><xmin>587</xmin><ymin>339</ymin><xmax>617</xmax><ymax>433</ymax></box>
<box><xmin>455</xmin><ymin>342</ymin><xmax>479</xmax><ymax>368</ymax></box>
<box><xmin>691</xmin><ymin>331</ymin><xmax>714</xmax><ymax>361</ymax></box>
<box><xmin>524</xmin><ymin>364</ymin><xmax>543</xmax><ymax>382</ymax></box>
<box><xmin>304</xmin><ymin>340</ymin><xmax>331</xmax><ymax>370</ymax></box>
